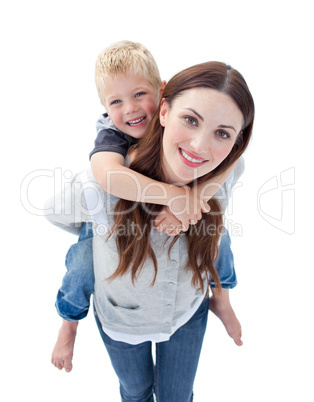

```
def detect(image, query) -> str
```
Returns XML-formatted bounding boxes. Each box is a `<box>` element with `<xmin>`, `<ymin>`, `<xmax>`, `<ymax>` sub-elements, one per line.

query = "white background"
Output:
<box><xmin>1</xmin><ymin>0</ymin><xmax>313</xmax><ymax>401</ymax></box>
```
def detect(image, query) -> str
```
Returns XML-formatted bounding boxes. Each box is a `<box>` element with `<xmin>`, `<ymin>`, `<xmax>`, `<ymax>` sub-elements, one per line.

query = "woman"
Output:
<box><xmin>48</xmin><ymin>61</ymin><xmax>254</xmax><ymax>402</ymax></box>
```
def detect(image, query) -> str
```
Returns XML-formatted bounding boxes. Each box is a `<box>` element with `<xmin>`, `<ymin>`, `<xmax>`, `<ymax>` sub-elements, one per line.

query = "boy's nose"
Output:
<box><xmin>124</xmin><ymin>100</ymin><xmax>140</xmax><ymax>115</ymax></box>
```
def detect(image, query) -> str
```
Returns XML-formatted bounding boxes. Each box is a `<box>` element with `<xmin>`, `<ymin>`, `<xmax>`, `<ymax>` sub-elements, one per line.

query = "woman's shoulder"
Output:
<box><xmin>72</xmin><ymin>168</ymin><xmax>117</xmax><ymax>213</ymax></box>
<box><xmin>233</xmin><ymin>156</ymin><xmax>245</xmax><ymax>182</ymax></box>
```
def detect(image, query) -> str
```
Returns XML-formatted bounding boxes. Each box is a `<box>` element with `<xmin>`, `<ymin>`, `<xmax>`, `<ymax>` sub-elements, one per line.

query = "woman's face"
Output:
<box><xmin>160</xmin><ymin>88</ymin><xmax>244</xmax><ymax>184</ymax></box>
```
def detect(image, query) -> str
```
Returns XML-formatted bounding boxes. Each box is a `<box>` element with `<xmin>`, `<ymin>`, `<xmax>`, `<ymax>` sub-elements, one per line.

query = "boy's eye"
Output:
<box><xmin>135</xmin><ymin>92</ymin><xmax>145</xmax><ymax>98</ymax></box>
<box><xmin>216</xmin><ymin>130</ymin><xmax>230</xmax><ymax>139</ymax></box>
<box><xmin>111</xmin><ymin>99</ymin><xmax>121</xmax><ymax>105</ymax></box>
<box><xmin>185</xmin><ymin>116</ymin><xmax>198</xmax><ymax>126</ymax></box>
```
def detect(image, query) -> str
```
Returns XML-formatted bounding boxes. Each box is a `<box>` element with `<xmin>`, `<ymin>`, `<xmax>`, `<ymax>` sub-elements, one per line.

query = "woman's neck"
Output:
<box><xmin>128</xmin><ymin>148</ymin><xmax>190</xmax><ymax>187</ymax></box>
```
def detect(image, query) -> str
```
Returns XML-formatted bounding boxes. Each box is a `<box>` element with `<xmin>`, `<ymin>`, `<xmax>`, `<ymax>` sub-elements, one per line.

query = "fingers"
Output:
<box><xmin>154</xmin><ymin>207</ymin><xmax>188</xmax><ymax>235</ymax></box>
<box><xmin>201</xmin><ymin>200</ymin><xmax>211</xmax><ymax>213</ymax></box>
<box><xmin>154</xmin><ymin>203</ymin><xmax>212</xmax><ymax>234</ymax></box>
<box><xmin>154</xmin><ymin>215</ymin><xmax>166</xmax><ymax>228</ymax></box>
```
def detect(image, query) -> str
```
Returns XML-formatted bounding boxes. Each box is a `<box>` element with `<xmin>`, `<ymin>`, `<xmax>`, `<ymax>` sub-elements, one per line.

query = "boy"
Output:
<box><xmin>50</xmin><ymin>41</ymin><xmax>243</xmax><ymax>372</ymax></box>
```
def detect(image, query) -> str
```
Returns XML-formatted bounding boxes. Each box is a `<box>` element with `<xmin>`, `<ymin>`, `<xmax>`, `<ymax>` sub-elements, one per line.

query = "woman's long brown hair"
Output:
<box><xmin>107</xmin><ymin>62</ymin><xmax>255</xmax><ymax>292</ymax></box>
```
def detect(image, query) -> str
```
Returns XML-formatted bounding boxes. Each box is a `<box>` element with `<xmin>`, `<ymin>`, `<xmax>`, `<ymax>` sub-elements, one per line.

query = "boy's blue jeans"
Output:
<box><xmin>55</xmin><ymin>222</ymin><xmax>237</xmax><ymax>321</ymax></box>
<box><xmin>55</xmin><ymin>222</ymin><xmax>94</xmax><ymax>320</ymax></box>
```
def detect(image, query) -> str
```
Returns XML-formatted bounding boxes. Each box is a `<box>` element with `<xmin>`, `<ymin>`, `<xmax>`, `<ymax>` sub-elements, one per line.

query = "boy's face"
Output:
<box><xmin>103</xmin><ymin>74</ymin><xmax>162</xmax><ymax>139</ymax></box>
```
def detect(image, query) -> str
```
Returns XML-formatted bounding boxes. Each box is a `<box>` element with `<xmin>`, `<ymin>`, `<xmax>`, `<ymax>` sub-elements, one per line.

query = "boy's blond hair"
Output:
<box><xmin>95</xmin><ymin>40</ymin><xmax>161</xmax><ymax>106</ymax></box>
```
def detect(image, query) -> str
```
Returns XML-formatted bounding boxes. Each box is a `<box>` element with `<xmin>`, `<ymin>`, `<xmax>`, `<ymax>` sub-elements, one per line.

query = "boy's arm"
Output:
<box><xmin>91</xmin><ymin>151</ymin><xmax>175</xmax><ymax>203</ymax></box>
<box><xmin>154</xmin><ymin>159</ymin><xmax>241</xmax><ymax>234</ymax></box>
<box><xmin>91</xmin><ymin>151</ymin><xmax>210</xmax><ymax>230</ymax></box>
<box><xmin>196</xmin><ymin>159</ymin><xmax>240</xmax><ymax>202</ymax></box>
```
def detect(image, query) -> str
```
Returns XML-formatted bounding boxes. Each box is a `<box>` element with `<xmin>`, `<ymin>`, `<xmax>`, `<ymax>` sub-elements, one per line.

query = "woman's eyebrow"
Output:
<box><xmin>184</xmin><ymin>108</ymin><xmax>237</xmax><ymax>132</ymax></box>
<box><xmin>218</xmin><ymin>124</ymin><xmax>236</xmax><ymax>132</ymax></box>
<box><xmin>183</xmin><ymin>108</ymin><xmax>204</xmax><ymax>121</ymax></box>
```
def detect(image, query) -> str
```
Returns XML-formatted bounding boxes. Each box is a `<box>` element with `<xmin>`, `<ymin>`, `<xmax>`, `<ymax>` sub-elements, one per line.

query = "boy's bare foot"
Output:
<box><xmin>51</xmin><ymin>320</ymin><xmax>78</xmax><ymax>372</ymax></box>
<box><xmin>209</xmin><ymin>296</ymin><xmax>243</xmax><ymax>346</ymax></box>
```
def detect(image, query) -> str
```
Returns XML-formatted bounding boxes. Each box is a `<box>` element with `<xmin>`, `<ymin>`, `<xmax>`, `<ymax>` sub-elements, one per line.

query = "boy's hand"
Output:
<box><xmin>154</xmin><ymin>207</ymin><xmax>185</xmax><ymax>236</ymax></box>
<box><xmin>167</xmin><ymin>186</ymin><xmax>210</xmax><ymax>230</ymax></box>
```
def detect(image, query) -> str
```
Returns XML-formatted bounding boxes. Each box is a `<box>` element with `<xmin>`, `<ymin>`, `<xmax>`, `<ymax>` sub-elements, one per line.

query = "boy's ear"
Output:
<box><xmin>159</xmin><ymin>80</ymin><xmax>166</xmax><ymax>99</ymax></box>
<box><xmin>101</xmin><ymin>100</ymin><xmax>110</xmax><ymax>118</ymax></box>
<box><xmin>159</xmin><ymin>99</ymin><xmax>168</xmax><ymax>127</ymax></box>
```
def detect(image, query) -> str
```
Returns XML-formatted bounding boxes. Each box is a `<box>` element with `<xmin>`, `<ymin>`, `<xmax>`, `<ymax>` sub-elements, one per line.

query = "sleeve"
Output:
<box><xmin>44</xmin><ymin>171</ymin><xmax>93</xmax><ymax>235</ymax></box>
<box><xmin>215</xmin><ymin>156</ymin><xmax>245</xmax><ymax>213</ymax></box>
<box><xmin>89</xmin><ymin>114</ymin><xmax>138</xmax><ymax>159</ymax></box>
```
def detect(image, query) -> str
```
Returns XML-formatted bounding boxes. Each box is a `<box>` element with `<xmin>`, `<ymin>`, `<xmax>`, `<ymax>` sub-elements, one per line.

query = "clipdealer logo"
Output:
<box><xmin>20</xmin><ymin>166</ymin><xmax>296</xmax><ymax>236</ymax></box>
<box><xmin>257</xmin><ymin>167</ymin><xmax>295</xmax><ymax>235</ymax></box>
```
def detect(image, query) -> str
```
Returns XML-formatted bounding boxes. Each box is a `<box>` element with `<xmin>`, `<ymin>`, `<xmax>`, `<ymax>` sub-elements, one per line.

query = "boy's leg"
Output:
<box><xmin>154</xmin><ymin>298</ymin><xmax>209</xmax><ymax>402</ymax></box>
<box><xmin>209</xmin><ymin>288</ymin><xmax>243</xmax><ymax>346</ymax></box>
<box><xmin>212</xmin><ymin>227</ymin><xmax>237</xmax><ymax>289</ymax></box>
<box><xmin>56</xmin><ymin>222</ymin><xmax>94</xmax><ymax>320</ymax></box>
<box><xmin>52</xmin><ymin>319</ymin><xmax>78</xmax><ymax>372</ymax></box>
<box><xmin>52</xmin><ymin>222</ymin><xmax>94</xmax><ymax>372</ymax></box>
<box><xmin>210</xmin><ymin>228</ymin><xmax>242</xmax><ymax>346</ymax></box>
<box><xmin>95</xmin><ymin>313</ymin><xmax>155</xmax><ymax>402</ymax></box>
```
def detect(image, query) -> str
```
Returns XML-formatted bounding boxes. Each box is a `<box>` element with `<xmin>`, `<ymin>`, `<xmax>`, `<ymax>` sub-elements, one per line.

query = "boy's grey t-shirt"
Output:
<box><xmin>89</xmin><ymin>114</ymin><xmax>139</xmax><ymax>159</ymax></box>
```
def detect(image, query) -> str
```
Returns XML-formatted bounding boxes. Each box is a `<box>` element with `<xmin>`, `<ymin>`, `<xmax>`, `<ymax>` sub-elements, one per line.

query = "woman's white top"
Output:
<box><xmin>45</xmin><ymin>159</ymin><xmax>244</xmax><ymax>344</ymax></box>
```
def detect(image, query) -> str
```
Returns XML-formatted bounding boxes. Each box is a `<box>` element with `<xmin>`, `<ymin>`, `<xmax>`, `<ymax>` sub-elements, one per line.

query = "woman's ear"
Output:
<box><xmin>159</xmin><ymin>99</ymin><xmax>168</xmax><ymax>127</ymax></box>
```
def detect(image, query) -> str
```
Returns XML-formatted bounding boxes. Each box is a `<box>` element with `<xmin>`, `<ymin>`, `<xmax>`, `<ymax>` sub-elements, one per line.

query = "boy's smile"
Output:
<box><xmin>126</xmin><ymin>116</ymin><xmax>147</xmax><ymax>127</ymax></box>
<box><xmin>102</xmin><ymin>74</ymin><xmax>161</xmax><ymax>139</ymax></box>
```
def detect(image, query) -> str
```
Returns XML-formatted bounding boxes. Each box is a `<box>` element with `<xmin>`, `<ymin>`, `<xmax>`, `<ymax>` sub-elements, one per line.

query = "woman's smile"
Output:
<box><xmin>178</xmin><ymin>147</ymin><xmax>209</xmax><ymax>167</ymax></box>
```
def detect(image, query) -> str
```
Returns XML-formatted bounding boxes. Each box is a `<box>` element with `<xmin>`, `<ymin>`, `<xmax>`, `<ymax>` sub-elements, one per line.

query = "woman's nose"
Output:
<box><xmin>189</xmin><ymin>132</ymin><xmax>211</xmax><ymax>155</ymax></box>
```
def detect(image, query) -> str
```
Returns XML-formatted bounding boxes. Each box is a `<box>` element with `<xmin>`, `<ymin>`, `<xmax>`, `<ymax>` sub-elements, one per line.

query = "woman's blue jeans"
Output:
<box><xmin>95</xmin><ymin>297</ymin><xmax>210</xmax><ymax>402</ymax></box>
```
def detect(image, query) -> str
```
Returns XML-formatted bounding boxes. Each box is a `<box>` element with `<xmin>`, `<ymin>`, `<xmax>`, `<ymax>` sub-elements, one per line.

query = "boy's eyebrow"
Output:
<box><xmin>106</xmin><ymin>85</ymin><xmax>151</xmax><ymax>101</ymax></box>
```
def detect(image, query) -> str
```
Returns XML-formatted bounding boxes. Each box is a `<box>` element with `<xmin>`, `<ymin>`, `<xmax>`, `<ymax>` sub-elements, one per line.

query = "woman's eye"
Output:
<box><xmin>135</xmin><ymin>92</ymin><xmax>145</xmax><ymax>98</ymax></box>
<box><xmin>216</xmin><ymin>130</ymin><xmax>230</xmax><ymax>139</ymax></box>
<box><xmin>185</xmin><ymin>116</ymin><xmax>198</xmax><ymax>126</ymax></box>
